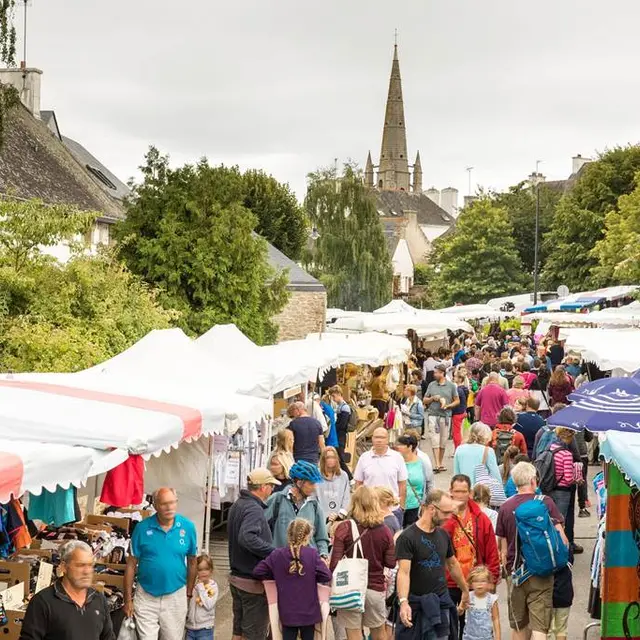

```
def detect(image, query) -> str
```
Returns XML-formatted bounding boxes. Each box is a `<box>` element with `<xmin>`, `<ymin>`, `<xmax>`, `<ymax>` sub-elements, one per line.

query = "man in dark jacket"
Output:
<box><xmin>228</xmin><ymin>467</ymin><xmax>279</xmax><ymax>640</ymax></box>
<box><xmin>20</xmin><ymin>540</ymin><xmax>114</xmax><ymax>640</ymax></box>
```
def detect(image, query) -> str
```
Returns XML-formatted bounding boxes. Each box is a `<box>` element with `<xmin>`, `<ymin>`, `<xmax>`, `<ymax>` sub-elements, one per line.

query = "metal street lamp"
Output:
<box><xmin>532</xmin><ymin>160</ymin><xmax>543</xmax><ymax>305</ymax></box>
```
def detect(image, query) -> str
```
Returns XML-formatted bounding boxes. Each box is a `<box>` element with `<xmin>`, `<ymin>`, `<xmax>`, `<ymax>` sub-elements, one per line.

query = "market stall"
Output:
<box><xmin>559</xmin><ymin>328</ymin><xmax>640</xmax><ymax>375</ymax></box>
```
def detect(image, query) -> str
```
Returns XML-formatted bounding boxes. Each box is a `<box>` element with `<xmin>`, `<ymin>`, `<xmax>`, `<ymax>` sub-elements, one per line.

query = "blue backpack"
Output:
<box><xmin>512</xmin><ymin>495</ymin><xmax>569</xmax><ymax>586</ymax></box>
<box><xmin>534</xmin><ymin>425</ymin><xmax>556</xmax><ymax>459</ymax></box>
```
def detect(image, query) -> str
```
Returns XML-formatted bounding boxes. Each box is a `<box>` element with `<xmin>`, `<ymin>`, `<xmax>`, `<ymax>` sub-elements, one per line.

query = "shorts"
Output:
<box><xmin>426</xmin><ymin>415</ymin><xmax>450</xmax><ymax>449</ymax></box>
<box><xmin>507</xmin><ymin>575</ymin><xmax>553</xmax><ymax>632</ymax></box>
<box><xmin>230</xmin><ymin>585</ymin><xmax>269</xmax><ymax>639</ymax></box>
<box><xmin>550</xmin><ymin>607</ymin><xmax>570</xmax><ymax>637</ymax></box>
<box><xmin>336</xmin><ymin>588</ymin><xmax>387</xmax><ymax>631</ymax></box>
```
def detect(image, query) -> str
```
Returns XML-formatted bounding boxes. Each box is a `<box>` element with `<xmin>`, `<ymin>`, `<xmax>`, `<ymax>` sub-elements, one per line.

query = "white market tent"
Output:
<box><xmin>197</xmin><ymin>324</ymin><xmax>340</xmax><ymax>397</ymax></box>
<box><xmin>559</xmin><ymin>327</ymin><xmax>640</xmax><ymax>373</ymax></box>
<box><xmin>587</xmin><ymin>301</ymin><xmax>640</xmax><ymax>327</ymax></box>
<box><xmin>521</xmin><ymin>311</ymin><xmax>596</xmax><ymax>327</ymax></box>
<box><xmin>304</xmin><ymin>332</ymin><xmax>411</xmax><ymax>366</ymax></box>
<box><xmin>437</xmin><ymin>304</ymin><xmax>514</xmax><ymax>322</ymax></box>
<box><xmin>330</xmin><ymin>310</ymin><xmax>473</xmax><ymax>337</ymax></box>
<box><xmin>486</xmin><ymin>293</ymin><xmax>534</xmax><ymax>313</ymax></box>
<box><xmin>373</xmin><ymin>300</ymin><xmax>419</xmax><ymax>314</ymax></box>
<box><xmin>0</xmin><ymin>441</ymin><xmax>127</xmax><ymax>504</ymax></box>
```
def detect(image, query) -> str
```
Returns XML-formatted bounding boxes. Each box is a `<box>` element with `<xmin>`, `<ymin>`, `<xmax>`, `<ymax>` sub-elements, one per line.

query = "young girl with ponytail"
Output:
<box><xmin>254</xmin><ymin>518</ymin><xmax>332</xmax><ymax>640</ymax></box>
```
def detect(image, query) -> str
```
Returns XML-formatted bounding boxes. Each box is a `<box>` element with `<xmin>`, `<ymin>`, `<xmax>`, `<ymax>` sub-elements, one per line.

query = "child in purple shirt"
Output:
<box><xmin>254</xmin><ymin>518</ymin><xmax>332</xmax><ymax>640</ymax></box>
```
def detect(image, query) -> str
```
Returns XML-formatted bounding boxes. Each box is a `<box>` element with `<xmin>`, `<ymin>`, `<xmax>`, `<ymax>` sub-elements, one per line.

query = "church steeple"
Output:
<box><xmin>377</xmin><ymin>43</ymin><xmax>410</xmax><ymax>191</ymax></box>
<box><xmin>364</xmin><ymin>151</ymin><xmax>374</xmax><ymax>187</ymax></box>
<box><xmin>413</xmin><ymin>151</ymin><xmax>422</xmax><ymax>193</ymax></box>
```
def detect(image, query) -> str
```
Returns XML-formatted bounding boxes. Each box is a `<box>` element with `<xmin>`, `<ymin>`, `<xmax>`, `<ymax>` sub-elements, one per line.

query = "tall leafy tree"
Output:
<box><xmin>428</xmin><ymin>198</ymin><xmax>529</xmax><ymax>306</ymax></box>
<box><xmin>0</xmin><ymin>198</ymin><xmax>172</xmax><ymax>372</ymax></box>
<box><xmin>304</xmin><ymin>164</ymin><xmax>393</xmax><ymax>311</ymax></box>
<box><xmin>592</xmin><ymin>173</ymin><xmax>640</xmax><ymax>285</ymax></box>
<box><xmin>242</xmin><ymin>170</ymin><xmax>308</xmax><ymax>260</ymax></box>
<box><xmin>114</xmin><ymin>147</ymin><xmax>289</xmax><ymax>344</ymax></box>
<box><xmin>493</xmin><ymin>182</ymin><xmax>561</xmax><ymax>274</ymax></box>
<box><xmin>542</xmin><ymin>145</ymin><xmax>640</xmax><ymax>289</ymax></box>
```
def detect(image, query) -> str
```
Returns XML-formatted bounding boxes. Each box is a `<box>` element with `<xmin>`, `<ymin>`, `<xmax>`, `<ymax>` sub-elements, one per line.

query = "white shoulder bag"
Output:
<box><xmin>329</xmin><ymin>519</ymin><xmax>369</xmax><ymax>612</ymax></box>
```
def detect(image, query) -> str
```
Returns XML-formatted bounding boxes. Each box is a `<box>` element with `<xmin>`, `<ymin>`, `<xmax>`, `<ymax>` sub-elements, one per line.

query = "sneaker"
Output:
<box><xmin>572</xmin><ymin>543</ymin><xmax>584</xmax><ymax>554</ymax></box>
<box><xmin>578</xmin><ymin>508</ymin><xmax>591</xmax><ymax>518</ymax></box>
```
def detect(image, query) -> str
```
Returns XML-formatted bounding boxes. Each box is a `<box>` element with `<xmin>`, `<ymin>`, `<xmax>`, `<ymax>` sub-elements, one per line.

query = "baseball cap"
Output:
<box><xmin>247</xmin><ymin>468</ymin><xmax>281</xmax><ymax>486</ymax></box>
<box><xmin>434</xmin><ymin>363</ymin><xmax>447</xmax><ymax>372</ymax></box>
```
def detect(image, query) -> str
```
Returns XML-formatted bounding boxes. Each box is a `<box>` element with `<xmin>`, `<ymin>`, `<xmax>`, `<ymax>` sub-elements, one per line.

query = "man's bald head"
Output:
<box><xmin>372</xmin><ymin>427</ymin><xmax>389</xmax><ymax>453</ymax></box>
<box><xmin>153</xmin><ymin>487</ymin><xmax>178</xmax><ymax>523</ymax></box>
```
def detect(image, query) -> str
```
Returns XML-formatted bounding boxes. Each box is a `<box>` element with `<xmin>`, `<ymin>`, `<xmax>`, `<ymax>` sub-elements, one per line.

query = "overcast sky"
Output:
<box><xmin>23</xmin><ymin>0</ymin><xmax>640</xmax><ymax>203</ymax></box>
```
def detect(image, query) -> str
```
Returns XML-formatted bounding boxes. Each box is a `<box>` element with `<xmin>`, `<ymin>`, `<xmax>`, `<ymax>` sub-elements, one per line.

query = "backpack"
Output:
<box><xmin>346</xmin><ymin>400</ymin><xmax>358</xmax><ymax>432</ymax></box>
<box><xmin>534</xmin><ymin>426</ymin><xmax>556</xmax><ymax>459</ymax></box>
<box><xmin>494</xmin><ymin>429</ymin><xmax>515</xmax><ymax>460</ymax></box>
<box><xmin>512</xmin><ymin>495</ymin><xmax>568</xmax><ymax>586</ymax></box>
<box><xmin>534</xmin><ymin>445</ymin><xmax>567</xmax><ymax>494</ymax></box>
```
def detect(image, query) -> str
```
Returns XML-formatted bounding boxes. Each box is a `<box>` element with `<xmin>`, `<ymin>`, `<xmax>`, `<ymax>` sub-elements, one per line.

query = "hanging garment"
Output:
<box><xmin>100</xmin><ymin>455</ymin><xmax>144</xmax><ymax>507</ymax></box>
<box><xmin>7</xmin><ymin>499</ymin><xmax>31</xmax><ymax>550</ymax></box>
<box><xmin>28</xmin><ymin>487</ymin><xmax>77</xmax><ymax>527</ymax></box>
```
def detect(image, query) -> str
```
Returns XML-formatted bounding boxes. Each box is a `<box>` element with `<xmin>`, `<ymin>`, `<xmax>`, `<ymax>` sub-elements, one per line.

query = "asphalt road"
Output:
<box><xmin>211</xmin><ymin>440</ymin><xmax>601</xmax><ymax>639</ymax></box>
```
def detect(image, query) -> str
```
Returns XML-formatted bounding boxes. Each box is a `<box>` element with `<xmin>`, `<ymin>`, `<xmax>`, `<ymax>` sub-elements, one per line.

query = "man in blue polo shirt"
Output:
<box><xmin>124</xmin><ymin>487</ymin><xmax>197</xmax><ymax>640</ymax></box>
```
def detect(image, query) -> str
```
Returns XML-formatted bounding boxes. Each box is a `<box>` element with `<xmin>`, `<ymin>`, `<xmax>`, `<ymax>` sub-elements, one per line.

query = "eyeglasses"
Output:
<box><xmin>432</xmin><ymin>504</ymin><xmax>455</xmax><ymax>516</ymax></box>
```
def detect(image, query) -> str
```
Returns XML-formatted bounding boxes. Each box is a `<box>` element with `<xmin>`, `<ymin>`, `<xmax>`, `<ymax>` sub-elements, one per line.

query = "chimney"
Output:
<box><xmin>463</xmin><ymin>195</ymin><xmax>478</xmax><ymax>209</ymax></box>
<box><xmin>425</xmin><ymin>187</ymin><xmax>440</xmax><ymax>206</ymax></box>
<box><xmin>440</xmin><ymin>187</ymin><xmax>458</xmax><ymax>216</ymax></box>
<box><xmin>0</xmin><ymin>67</ymin><xmax>42</xmax><ymax>118</ymax></box>
<box><xmin>529</xmin><ymin>172</ymin><xmax>545</xmax><ymax>187</ymax></box>
<box><xmin>572</xmin><ymin>154</ymin><xmax>592</xmax><ymax>175</ymax></box>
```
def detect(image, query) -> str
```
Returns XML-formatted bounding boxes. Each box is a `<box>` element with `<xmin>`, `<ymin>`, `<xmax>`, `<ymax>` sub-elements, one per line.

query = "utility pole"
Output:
<box><xmin>533</xmin><ymin>160</ymin><xmax>543</xmax><ymax>305</ymax></box>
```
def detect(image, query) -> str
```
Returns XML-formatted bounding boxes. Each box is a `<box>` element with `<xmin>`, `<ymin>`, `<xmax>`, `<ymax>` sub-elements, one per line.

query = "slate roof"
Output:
<box><xmin>0</xmin><ymin>106</ymin><xmax>125</xmax><ymax>221</ymax></box>
<box><xmin>62</xmin><ymin>135</ymin><xmax>131</xmax><ymax>202</ymax></box>
<box><xmin>381</xmin><ymin>219</ymin><xmax>401</xmax><ymax>256</ymax></box>
<box><xmin>265</xmin><ymin>241</ymin><xmax>325</xmax><ymax>292</ymax></box>
<box><xmin>374</xmin><ymin>189</ymin><xmax>455</xmax><ymax>226</ymax></box>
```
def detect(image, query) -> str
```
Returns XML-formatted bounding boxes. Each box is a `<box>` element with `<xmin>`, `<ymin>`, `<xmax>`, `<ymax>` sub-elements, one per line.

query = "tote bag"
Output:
<box><xmin>329</xmin><ymin>520</ymin><xmax>369</xmax><ymax>612</ymax></box>
<box><xmin>473</xmin><ymin>446</ymin><xmax>506</xmax><ymax>507</ymax></box>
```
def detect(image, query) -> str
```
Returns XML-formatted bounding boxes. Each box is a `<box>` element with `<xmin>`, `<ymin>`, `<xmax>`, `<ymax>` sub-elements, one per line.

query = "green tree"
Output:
<box><xmin>592</xmin><ymin>173</ymin><xmax>640</xmax><ymax>284</ymax></box>
<box><xmin>304</xmin><ymin>164</ymin><xmax>393</xmax><ymax>311</ymax></box>
<box><xmin>114</xmin><ymin>148</ymin><xmax>289</xmax><ymax>344</ymax></box>
<box><xmin>0</xmin><ymin>199</ymin><xmax>173</xmax><ymax>372</ymax></box>
<box><xmin>242</xmin><ymin>170</ymin><xmax>308</xmax><ymax>260</ymax></box>
<box><xmin>542</xmin><ymin>145</ymin><xmax>640</xmax><ymax>289</ymax></box>
<box><xmin>428</xmin><ymin>198</ymin><xmax>529</xmax><ymax>306</ymax></box>
<box><xmin>493</xmin><ymin>182</ymin><xmax>561</xmax><ymax>274</ymax></box>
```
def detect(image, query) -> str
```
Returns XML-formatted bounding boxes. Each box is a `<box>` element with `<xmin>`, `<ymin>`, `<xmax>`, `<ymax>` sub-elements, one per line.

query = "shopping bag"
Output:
<box><xmin>329</xmin><ymin>520</ymin><xmax>368</xmax><ymax>612</ymax></box>
<box><xmin>473</xmin><ymin>447</ymin><xmax>506</xmax><ymax>507</ymax></box>
<box><xmin>117</xmin><ymin>619</ymin><xmax>137</xmax><ymax>640</ymax></box>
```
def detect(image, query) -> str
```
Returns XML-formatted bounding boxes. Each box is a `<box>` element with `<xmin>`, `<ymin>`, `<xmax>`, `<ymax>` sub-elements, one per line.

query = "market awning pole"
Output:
<box><xmin>203</xmin><ymin>436</ymin><xmax>215</xmax><ymax>552</ymax></box>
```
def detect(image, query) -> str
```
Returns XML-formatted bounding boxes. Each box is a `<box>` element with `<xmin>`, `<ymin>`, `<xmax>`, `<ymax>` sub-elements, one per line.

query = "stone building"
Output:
<box><xmin>364</xmin><ymin>45</ymin><xmax>456</xmax><ymax>295</ymax></box>
<box><xmin>267</xmin><ymin>242</ymin><xmax>327</xmax><ymax>341</ymax></box>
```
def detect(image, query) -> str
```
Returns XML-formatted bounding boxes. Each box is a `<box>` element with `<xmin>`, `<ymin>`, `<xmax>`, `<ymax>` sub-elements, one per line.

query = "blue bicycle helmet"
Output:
<box><xmin>289</xmin><ymin>460</ymin><xmax>323</xmax><ymax>483</ymax></box>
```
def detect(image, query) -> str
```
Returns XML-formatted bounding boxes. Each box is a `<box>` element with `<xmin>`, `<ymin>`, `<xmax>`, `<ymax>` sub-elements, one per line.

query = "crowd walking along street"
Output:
<box><xmin>1</xmin><ymin>2</ymin><xmax>640</xmax><ymax>640</ymax></box>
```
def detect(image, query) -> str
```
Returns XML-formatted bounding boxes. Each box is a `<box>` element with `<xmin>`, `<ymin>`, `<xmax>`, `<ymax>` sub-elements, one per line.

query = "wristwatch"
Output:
<box><xmin>398</xmin><ymin>597</ymin><xmax>408</xmax><ymax>605</ymax></box>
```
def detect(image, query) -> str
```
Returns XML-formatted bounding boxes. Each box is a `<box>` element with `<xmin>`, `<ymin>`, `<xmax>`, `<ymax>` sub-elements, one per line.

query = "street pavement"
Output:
<box><xmin>212</xmin><ymin>440</ymin><xmax>600</xmax><ymax>639</ymax></box>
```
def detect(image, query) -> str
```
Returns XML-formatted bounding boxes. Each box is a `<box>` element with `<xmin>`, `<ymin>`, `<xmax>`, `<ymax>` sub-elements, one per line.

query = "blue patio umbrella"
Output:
<box><xmin>548</xmin><ymin>376</ymin><xmax>640</xmax><ymax>433</ymax></box>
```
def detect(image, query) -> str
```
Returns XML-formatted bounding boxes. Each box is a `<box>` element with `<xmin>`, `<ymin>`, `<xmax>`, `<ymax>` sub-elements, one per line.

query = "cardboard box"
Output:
<box><xmin>14</xmin><ymin>548</ymin><xmax>52</xmax><ymax>560</ymax></box>
<box><xmin>4</xmin><ymin>609</ymin><xmax>25</xmax><ymax>640</ymax></box>
<box><xmin>93</xmin><ymin>572</ymin><xmax>124</xmax><ymax>589</ymax></box>
<box><xmin>0</xmin><ymin>561</ymin><xmax>30</xmax><ymax>598</ymax></box>
<box><xmin>85</xmin><ymin>514</ymin><xmax>130</xmax><ymax>533</ymax></box>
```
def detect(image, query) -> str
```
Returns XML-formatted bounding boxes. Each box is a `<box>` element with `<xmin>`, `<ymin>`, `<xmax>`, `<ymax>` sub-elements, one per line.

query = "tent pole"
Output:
<box><xmin>203</xmin><ymin>436</ymin><xmax>215</xmax><ymax>553</ymax></box>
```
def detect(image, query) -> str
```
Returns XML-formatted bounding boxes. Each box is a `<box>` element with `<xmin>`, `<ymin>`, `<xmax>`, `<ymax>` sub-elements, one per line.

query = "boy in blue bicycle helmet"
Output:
<box><xmin>265</xmin><ymin>460</ymin><xmax>330</xmax><ymax>562</ymax></box>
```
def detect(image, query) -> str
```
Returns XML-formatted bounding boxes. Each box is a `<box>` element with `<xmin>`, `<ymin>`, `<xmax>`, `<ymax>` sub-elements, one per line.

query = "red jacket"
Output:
<box><xmin>443</xmin><ymin>498</ymin><xmax>500</xmax><ymax>587</ymax></box>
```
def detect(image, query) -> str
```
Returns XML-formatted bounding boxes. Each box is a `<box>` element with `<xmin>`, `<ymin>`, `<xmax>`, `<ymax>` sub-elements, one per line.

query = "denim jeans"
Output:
<box><xmin>186</xmin><ymin>629</ymin><xmax>214</xmax><ymax>640</ymax></box>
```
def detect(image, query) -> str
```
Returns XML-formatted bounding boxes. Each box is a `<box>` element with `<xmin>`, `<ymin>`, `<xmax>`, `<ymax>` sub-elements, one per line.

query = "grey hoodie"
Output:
<box><xmin>316</xmin><ymin>472</ymin><xmax>351</xmax><ymax>518</ymax></box>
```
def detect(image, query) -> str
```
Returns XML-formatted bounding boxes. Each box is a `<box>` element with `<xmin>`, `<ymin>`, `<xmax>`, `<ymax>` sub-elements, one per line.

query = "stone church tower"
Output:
<box><xmin>365</xmin><ymin>44</ymin><xmax>421</xmax><ymax>192</ymax></box>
